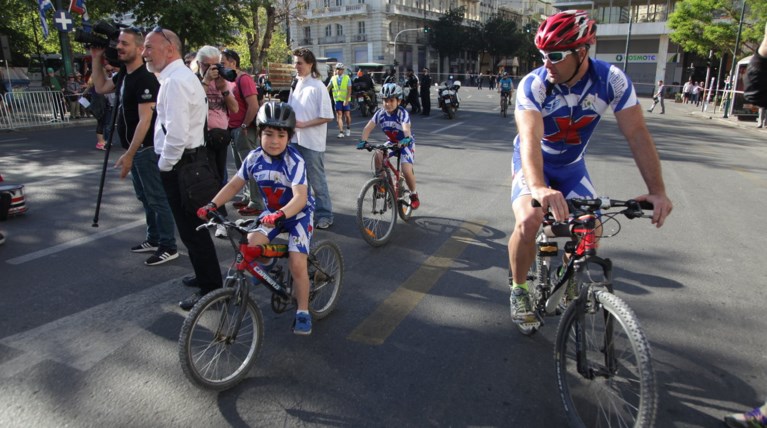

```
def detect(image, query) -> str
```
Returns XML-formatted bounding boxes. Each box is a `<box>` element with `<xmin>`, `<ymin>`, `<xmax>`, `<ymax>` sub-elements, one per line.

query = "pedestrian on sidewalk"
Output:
<box><xmin>647</xmin><ymin>80</ymin><xmax>665</xmax><ymax>114</ymax></box>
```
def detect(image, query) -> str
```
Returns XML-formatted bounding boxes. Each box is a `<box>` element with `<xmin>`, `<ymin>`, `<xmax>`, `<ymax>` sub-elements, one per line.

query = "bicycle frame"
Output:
<box><xmin>228</xmin><ymin>229</ymin><xmax>292</xmax><ymax>301</ymax></box>
<box><xmin>373</xmin><ymin>145</ymin><xmax>404</xmax><ymax>200</ymax></box>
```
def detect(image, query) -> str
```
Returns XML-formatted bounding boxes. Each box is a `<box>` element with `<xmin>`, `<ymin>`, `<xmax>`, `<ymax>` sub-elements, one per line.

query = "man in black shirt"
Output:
<box><xmin>419</xmin><ymin>68</ymin><xmax>432</xmax><ymax>116</ymax></box>
<box><xmin>91</xmin><ymin>28</ymin><xmax>178</xmax><ymax>266</ymax></box>
<box><xmin>405</xmin><ymin>69</ymin><xmax>421</xmax><ymax>114</ymax></box>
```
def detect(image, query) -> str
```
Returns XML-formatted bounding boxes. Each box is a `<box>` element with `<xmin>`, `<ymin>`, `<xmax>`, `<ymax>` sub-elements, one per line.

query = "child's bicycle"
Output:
<box><xmin>178</xmin><ymin>211</ymin><xmax>344</xmax><ymax>391</ymax></box>
<box><xmin>517</xmin><ymin>197</ymin><xmax>657</xmax><ymax>428</ymax></box>
<box><xmin>355</xmin><ymin>140</ymin><xmax>413</xmax><ymax>247</ymax></box>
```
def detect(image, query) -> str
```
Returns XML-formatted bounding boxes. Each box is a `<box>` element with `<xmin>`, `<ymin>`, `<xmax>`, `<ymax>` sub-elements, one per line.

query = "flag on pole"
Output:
<box><xmin>38</xmin><ymin>0</ymin><xmax>54</xmax><ymax>39</ymax></box>
<box><xmin>69</xmin><ymin>0</ymin><xmax>91</xmax><ymax>30</ymax></box>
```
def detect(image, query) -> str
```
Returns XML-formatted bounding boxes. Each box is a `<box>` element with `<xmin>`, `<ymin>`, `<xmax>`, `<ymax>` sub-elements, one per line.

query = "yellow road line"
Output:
<box><xmin>347</xmin><ymin>220</ymin><xmax>488</xmax><ymax>345</ymax></box>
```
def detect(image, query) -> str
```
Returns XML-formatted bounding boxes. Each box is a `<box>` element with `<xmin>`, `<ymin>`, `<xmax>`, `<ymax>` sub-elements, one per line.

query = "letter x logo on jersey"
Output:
<box><xmin>262</xmin><ymin>186</ymin><xmax>286</xmax><ymax>210</ymax></box>
<box><xmin>545</xmin><ymin>115</ymin><xmax>597</xmax><ymax>145</ymax></box>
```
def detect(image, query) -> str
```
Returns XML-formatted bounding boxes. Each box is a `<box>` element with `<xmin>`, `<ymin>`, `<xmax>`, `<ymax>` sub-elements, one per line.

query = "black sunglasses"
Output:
<box><xmin>152</xmin><ymin>26</ymin><xmax>173</xmax><ymax>45</ymax></box>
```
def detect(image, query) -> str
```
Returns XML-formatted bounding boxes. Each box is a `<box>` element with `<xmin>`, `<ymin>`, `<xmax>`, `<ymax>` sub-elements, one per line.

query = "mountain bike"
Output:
<box><xmin>500</xmin><ymin>91</ymin><xmax>510</xmax><ymax>117</ymax></box>
<box><xmin>355</xmin><ymin>141</ymin><xmax>413</xmax><ymax>247</ymax></box>
<box><xmin>514</xmin><ymin>197</ymin><xmax>657</xmax><ymax>427</ymax></box>
<box><xmin>178</xmin><ymin>211</ymin><xmax>344</xmax><ymax>391</ymax></box>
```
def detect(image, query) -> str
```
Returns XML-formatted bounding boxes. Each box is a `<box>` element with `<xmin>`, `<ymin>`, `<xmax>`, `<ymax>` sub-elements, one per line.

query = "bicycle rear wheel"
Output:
<box><xmin>554</xmin><ymin>290</ymin><xmax>656</xmax><ymax>428</ymax></box>
<box><xmin>307</xmin><ymin>240</ymin><xmax>344</xmax><ymax>319</ymax></box>
<box><xmin>501</xmin><ymin>97</ymin><xmax>508</xmax><ymax>117</ymax></box>
<box><xmin>178</xmin><ymin>287</ymin><xmax>264</xmax><ymax>391</ymax></box>
<box><xmin>356</xmin><ymin>177</ymin><xmax>397</xmax><ymax>247</ymax></box>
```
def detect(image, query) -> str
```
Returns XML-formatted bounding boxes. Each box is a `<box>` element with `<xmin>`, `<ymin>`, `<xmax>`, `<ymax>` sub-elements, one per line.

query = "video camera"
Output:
<box><xmin>74</xmin><ymin>21</ymin><xmax>123</xmax><ymax>67</ymax></box>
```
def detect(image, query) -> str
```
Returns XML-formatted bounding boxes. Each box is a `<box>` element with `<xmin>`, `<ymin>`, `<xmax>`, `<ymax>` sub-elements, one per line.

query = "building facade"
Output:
<box><xmin>290</xmin><ymin>0</ymin><xmax>499</xmax><ymax>76</ymax></box>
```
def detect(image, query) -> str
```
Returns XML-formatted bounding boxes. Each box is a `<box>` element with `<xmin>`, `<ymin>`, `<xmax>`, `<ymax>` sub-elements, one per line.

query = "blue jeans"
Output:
<box><xmin>131</xmin><ymin>147</ymin><xmax>177</xmax><ymax>250</ymax></box>
<box><xmin>291</xmin><ymin>143</ymin><xmax>332</xmax><ymax>222</ymax></box>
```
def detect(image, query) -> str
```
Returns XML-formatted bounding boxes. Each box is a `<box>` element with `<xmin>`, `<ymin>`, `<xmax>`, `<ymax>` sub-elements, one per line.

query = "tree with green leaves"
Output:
<box><xmin>427</xmin><ymin>7</ymin><xmax>468</xmax><ymax>70</ymax></box>
<box><xmin>668</xmin><ymin>0</ymin><xmax>765</xmax><ymax>57</ymax></box>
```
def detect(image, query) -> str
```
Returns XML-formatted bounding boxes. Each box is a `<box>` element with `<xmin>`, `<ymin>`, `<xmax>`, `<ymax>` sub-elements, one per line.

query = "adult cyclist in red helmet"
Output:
<box><xmin>508</xmin><ymin>10</ymin><xmax>673</xmax><ymax>323</ymax></box>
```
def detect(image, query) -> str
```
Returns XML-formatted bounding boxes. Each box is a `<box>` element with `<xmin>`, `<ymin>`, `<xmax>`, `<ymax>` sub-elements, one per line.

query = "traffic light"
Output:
<box><xmin>423</xmin><ymin>26</ymin><xmax>431</xmax><ymax>33</ymax></box>
<box><xmin>524</xmin><ymin>24</ymin><xmax>531</xmax><ymax>33</ymax></box>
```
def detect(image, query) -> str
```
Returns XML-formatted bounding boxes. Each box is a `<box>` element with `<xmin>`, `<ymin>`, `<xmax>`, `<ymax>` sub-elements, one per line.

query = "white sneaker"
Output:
<box><xmin>215</xmin><ymin>224</ymin><xmax>228</xmax><ymax>239</ymax></box>
<box><xmin>337</xmin><ymin>132</ymin><xmax>344</xmax><ymax>138</ymax></box>
<box><xmin>345</xmin><ymin>128</ymin><xmax>351</xmax><ymax>137</ymax></box>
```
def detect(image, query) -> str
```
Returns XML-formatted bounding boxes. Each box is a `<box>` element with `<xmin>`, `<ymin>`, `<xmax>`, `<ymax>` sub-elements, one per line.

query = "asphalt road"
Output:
<box><xmin>1</xmin><ymin>89</ymin><xmax>766</xmax><ymax>427</ymax></box>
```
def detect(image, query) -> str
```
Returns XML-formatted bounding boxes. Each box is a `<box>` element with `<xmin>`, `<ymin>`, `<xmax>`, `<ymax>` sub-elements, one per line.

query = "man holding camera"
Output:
<box><xmin>195</xmin><ymin>46</ymin><xmax>238</xmax><ymax>238</ymax></box>
<box><xmin>90</xmin><ymin>27</ymin><xmax>179</xmax><ymax>267</ymax></box>
<box><xmin>144</xmin><ymin>27</ymin><xmax>222</xmax><ymax>310</ymax></box>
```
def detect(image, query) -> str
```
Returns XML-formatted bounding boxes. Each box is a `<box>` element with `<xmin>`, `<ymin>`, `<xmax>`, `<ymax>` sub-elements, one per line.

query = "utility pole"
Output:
<box><xmin>393</xmin><ymin>28</ymin><xmax>424</xmax><ymax>75</ymax></box>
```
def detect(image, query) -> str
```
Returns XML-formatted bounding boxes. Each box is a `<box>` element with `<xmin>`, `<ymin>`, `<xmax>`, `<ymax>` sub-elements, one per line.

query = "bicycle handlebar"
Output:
<box><xmin>531</xmin><ymin>197</ymin><xmax>654</xmax><ymax>220</ymax></box>
<box><xmin>195</xmin><ymin>210</ymin><xmax>259</xmax><ymax>235</ymax></box>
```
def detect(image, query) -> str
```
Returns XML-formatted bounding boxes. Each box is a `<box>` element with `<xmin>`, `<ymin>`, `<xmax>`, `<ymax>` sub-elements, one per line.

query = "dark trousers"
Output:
<box><xmin>421</xmin><ymin>90</ymin><xmax>431</xmax><ymax>114</ymax></box>
<box><xmin>408</xmin><ymin>89</ymin><xmax>421</xmax><ymax>113</ymax></box>
<box><xmin>160</xmin><ymin>168</ymin><xmax>222</xmax><ymax>293</ymax></box>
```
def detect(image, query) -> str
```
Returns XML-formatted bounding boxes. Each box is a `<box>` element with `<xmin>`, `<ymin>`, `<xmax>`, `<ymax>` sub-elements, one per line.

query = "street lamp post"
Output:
<box><xmin>393</xmin><ymin>28</ymin><xmax>424</xmax><ymax>75</ymax></box>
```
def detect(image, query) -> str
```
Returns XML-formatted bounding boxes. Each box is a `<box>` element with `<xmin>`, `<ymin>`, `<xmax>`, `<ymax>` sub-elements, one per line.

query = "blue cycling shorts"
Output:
<box><xmin>253</xmin><ymin>210</ymin><xmax>314</xmax><ymax>254</ymax></box>
<box><xmin>334</xmin><ymin>101</ymin><xmax>351</xmax><ymax>112</ymax></box>
<box><xmin>511</xmin><ymin>150</ymin><xmax>597</xmax><ymax>203</ymax></box>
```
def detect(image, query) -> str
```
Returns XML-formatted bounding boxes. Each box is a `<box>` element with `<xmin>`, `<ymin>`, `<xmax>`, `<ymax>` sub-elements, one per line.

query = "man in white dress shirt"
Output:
<box><xmin>143</xmin><ymin>27</ymin><xmax>222</xmax><ymax>310</ymax></box>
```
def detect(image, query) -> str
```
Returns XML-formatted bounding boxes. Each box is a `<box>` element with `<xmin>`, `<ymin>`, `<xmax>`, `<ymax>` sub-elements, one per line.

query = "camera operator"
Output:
<box><xmin>195</xmin><ymin>46</ymin><xmax>238</xmax><ymax>238</ymax></box>
<box><xmin>220</xmin><ymin>49</ymin><xmax>265</xmax><ymax>217</ymax></box>
<box><xmin>90</xmin><ymin>27</ymin><xmax>179</xmax><ymax>267</ymax></box>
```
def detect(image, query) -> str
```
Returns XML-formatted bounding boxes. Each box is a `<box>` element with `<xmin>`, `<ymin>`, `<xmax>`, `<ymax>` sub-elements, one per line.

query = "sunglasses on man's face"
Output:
<box><xmin>539</xmin><ymin>49</ymin><xmax>577</xmax><ymax>64</ymax></box>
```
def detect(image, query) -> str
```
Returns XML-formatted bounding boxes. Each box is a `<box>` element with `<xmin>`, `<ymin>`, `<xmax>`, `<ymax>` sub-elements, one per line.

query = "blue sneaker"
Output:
<box><xmin>292</xmin><ymin>312</ymin><xmax>312</xmax><ymax>335</ymax></box>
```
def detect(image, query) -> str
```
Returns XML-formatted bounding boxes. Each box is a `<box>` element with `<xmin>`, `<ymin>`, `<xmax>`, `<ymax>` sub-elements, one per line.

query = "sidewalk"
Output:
<box><xmin>642</xmin><ymin>95</ymin><xmax>764</xmax><ymax>132</ymax></box>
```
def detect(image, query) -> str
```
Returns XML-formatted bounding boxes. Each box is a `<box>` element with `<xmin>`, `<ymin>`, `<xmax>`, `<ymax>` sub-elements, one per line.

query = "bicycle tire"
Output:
<box><xmin>178</xmin><ymin>287</ymin><xmax>264</xmax><ymax>391</ymax></box>
<box><xmin>554</xmin><ymin>290</ymin><xmax>657</xmax><ymax>428</ymax></box>
<box><xmin>501</xmin><ymin>97</ymin><xmax>508</xmax><ymax>117</ymax></box>
<box><xmin>397</xmin><ymin>177</ymin><xmax>413</xmax><ymax>222</ymax></box>
<box><xmin>356</xmin><ymin>177</ymin><xmax>397</xmax><ymax>247</ymax></box>
<box><xmin>307</xmin><ymin>240</ymin><xmax>344</xmax><ymax>319</ymax></box>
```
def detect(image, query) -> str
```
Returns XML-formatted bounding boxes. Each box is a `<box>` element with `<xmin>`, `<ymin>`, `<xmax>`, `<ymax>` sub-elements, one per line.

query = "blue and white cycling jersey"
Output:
<box><xmin>238</xmin><ymin>145</ymin><xmax>315</xmax><ymax>253</ymax></box>
<box><xmin>514</xmin><ymin>58</ymin><xmax>638</xmax><ymax>166</ymax></box>
<box><xmin>370</xmin><ymin>105</ymin><xmax>416</xmax><ymax>164</ymax></box>
<box><xmin>371</xmin><ymin>105</ymin><xmax>411</xmax><ymax>143</ymax></box>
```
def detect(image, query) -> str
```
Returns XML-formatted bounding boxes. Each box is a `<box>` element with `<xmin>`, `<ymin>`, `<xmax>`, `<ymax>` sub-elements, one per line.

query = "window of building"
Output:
<box><xmin>323</xmin><ymin>0</ymin><xmax>330</xmax><ymax>7</ymax></box>
<box><xmin>304</xmin><ymin>27</ymin><xmax>311</xmax><ymax>39</ymax></box>
<box><xmin>336</xmin><ymin>24</ymin><xmax>344</xmax><ymax>36</ymax></box>
<box><xmin>358</xmin><ymin>21</ymin><xmax>366</xmax><ymax>34</ymax></box>
<box><xmin>335</xmin><ymin>0</ymin><xmax>342</xmax><ymax>6</ymax></box>
<box><xmin>325</xmin><ymin>25</ymin><xmax>332</xmax><ymax>37</ymax></box>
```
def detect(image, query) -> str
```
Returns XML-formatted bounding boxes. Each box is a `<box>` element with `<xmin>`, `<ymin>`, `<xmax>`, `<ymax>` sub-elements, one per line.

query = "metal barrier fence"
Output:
<box><xmin>0</xmin><ymin>90</ymin><xmax>71</xmax><ymax>130</ymax></box>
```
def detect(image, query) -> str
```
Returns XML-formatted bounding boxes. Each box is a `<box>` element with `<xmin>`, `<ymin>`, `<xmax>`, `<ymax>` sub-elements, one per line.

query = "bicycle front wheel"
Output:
<box><xmin>501</xmin><ymin>97</ymin><xmax>508</xmax><ymax>117</ymax></box>
<box><xmin>308</xmin><ymin>240</ymin><xmax>344</xmax><ymax>319</ymax></box>
<box><xmin>554</xmin><ymin>290</ymin><xmax>656</xmax><ymax>428</ymax></box>
<box><xmin>178</xmin><ymin>287</ymin><xmax>264</xmax><ymax>391</ymax></box>
<box><xmin>356</xmin><ymin>177</ymin><xmax>397</xmax><ymax>247</ymax></box>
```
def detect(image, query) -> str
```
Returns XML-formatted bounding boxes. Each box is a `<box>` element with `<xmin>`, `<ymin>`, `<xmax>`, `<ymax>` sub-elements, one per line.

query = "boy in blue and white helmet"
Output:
<box><xmin>356</xmin><ymin>83</ymin><xmax>420</xmax><ymax>209</ymax></box>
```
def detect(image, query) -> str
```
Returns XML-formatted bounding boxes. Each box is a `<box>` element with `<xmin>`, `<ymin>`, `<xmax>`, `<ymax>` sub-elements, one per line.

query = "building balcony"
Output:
<box><xmin>300</xmin><ymin>38</ymin><xmax>314</xmax><ymax>46</ymax></box>
<box><xmin>318</xmin><ymin>35</ymin><xmax>347</xmax><ymax>44</ymax></box>
<box><xmin>308</xmin><ymin>3</ymin><xmax>369</xmax><ymax>18</ymax></box>
<box><xmin>351</xmin><ymin>34</ymin><xmax>367</xmax><ymax>42</ymax></box>
<box><xmin>384</xmin><ymin>4</ymin><xmax>442</xmax><ymax>20</ymax></box>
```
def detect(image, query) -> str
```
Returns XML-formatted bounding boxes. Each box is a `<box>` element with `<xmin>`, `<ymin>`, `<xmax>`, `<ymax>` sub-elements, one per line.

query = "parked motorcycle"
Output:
<box><xmin>355</xmin><ymin>89</ymin><xmax>378</xmax><ymax>117</ymax></box>
<box><xmin>438</xmin><ymin>80</ymin><xmax>461</xmax><ymax>119</ymax></box>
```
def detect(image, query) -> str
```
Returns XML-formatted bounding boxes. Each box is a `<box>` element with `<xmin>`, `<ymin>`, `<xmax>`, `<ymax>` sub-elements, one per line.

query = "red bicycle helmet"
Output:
<box><xmin>535</xmin><ymin>10</ymin><xmax>596</xmax><ymax>51</ymax></box>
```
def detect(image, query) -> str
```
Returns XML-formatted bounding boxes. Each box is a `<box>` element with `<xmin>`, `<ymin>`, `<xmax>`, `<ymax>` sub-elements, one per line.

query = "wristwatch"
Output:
<box><xmin>240</xmin><ymin>123</ymin><xmax>248</xmax><ymax>129</ymax></box>
<box><xmin>222</xmin><ymin>90</ymin><xmax>231</xmax><ymax>97</ymax></box>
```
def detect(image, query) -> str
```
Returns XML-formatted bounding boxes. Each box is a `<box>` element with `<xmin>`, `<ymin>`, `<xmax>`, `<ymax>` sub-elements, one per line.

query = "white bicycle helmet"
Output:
<box><xmin>335</xmin><ymin>62</ymin><xmax>345</xmax><ymax>70</ymax></box>
<box><xmin>379</xmin><ymin>83</ymin><xmax>403</xmax><ymax>99</ymax></box>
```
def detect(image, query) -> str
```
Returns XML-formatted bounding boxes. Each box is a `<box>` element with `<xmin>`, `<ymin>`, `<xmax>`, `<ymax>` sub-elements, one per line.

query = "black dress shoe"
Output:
<box><xmin>179</xmin><ymin>292</ymin><xmax>204</xmax><ymax>311</ymax></box>
<box><xmin>182</xmin><ymin>275</ymin><xmax>199</xmax><ymax>288</ymax></box>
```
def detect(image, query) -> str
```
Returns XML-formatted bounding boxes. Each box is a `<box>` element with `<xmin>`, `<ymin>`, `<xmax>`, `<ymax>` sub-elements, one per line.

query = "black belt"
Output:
<box><xmin>173</xmin><ymin>147</ymin><xmax>208</xmax><ymax>171</ymax></box>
